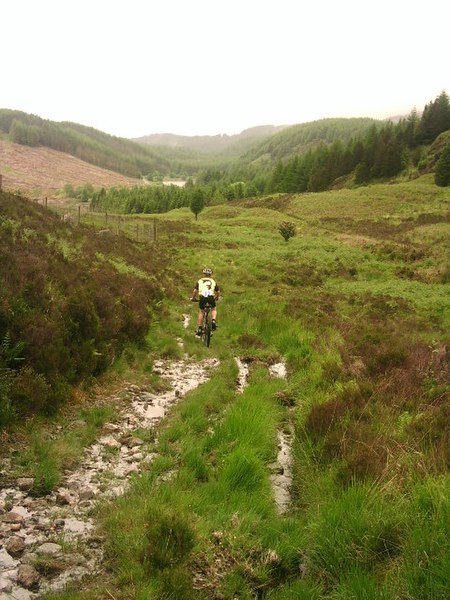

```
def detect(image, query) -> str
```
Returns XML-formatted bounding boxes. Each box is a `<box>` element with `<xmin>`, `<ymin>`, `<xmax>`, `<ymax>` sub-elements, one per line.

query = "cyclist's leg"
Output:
<box><xmin>210</xmin><ymin>298</ymin><xmax>217</xmax><ymax>330</ymax></box>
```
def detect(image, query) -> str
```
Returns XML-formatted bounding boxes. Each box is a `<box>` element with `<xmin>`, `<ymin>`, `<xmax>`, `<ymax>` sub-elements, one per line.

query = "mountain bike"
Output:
<box><xmin>200</xmin><ymin>302</ymin><xmax>214</xmax><ymax>347</ymax></box>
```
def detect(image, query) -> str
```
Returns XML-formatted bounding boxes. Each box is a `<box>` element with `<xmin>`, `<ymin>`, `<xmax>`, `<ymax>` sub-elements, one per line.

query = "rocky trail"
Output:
<box><xmin>0</xmin><ymin>355</ymin><xmax>219</xmax><ymax>599</ymax></box>
<box><xmin>1</xmin><ymin>329</ymin><xmax>293</xmax><ymax>599</ymax></box>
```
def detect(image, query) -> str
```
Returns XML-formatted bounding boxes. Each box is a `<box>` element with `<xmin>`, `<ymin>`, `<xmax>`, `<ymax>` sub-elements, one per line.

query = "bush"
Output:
<box><xmin>278</xmin><ymin>221</ymin><xmax>296</xmax><ymax>242</ymax></box>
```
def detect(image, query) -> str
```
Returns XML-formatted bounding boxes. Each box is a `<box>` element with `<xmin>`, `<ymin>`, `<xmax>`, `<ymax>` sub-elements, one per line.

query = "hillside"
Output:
<box><xmin>0</xmin><ymin>109</ymin><xmax>171</xmax><ymax>179</ymax></box>
<box><xmin>241</xmin><ymin>117</ymin><xmax>381</xmax><ymax>165</ymax></box>
<box><xmin>134</xmin><ymin>125</ymin><xmax>288</xmax><ymax>155</ymax></box>
<box><xmin>0</xmin><ymin>138</ymin><xmax>142</xmax><ymax>198</ymax></box>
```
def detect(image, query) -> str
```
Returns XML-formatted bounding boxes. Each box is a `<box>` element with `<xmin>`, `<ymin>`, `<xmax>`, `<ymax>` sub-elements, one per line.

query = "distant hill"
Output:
<box><xmin>134</xmin><ymin>125</ymin><xmax>288</xmax><ymax>155</ymax></box>
<box><xmin>240</xmin><ymin>117</ymin><xmax>381</xmax><ymax>166</ymax></box>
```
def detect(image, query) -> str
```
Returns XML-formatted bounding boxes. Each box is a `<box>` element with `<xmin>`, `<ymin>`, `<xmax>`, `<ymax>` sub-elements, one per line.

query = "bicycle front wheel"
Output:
<box><xmin>203</xmin><ymin>320</ymin><xmax>212</xmax><ymax>347</ymax></box>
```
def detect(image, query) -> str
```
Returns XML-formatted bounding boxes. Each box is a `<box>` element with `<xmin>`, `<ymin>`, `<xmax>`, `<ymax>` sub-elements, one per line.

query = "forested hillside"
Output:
<box><xmin>89</xmin><ymin>92</ymin><xmax>450</xmax><ymax>216</ymax></box>
<box><xmin>0</xmin><ymin>110</ymin><xmax>171</xmax><ymax>179</ymax></box>
<box><xmin>135</xmin><ymin>125</ymin><xmax>288</xmax><ymax>155</ymax></box>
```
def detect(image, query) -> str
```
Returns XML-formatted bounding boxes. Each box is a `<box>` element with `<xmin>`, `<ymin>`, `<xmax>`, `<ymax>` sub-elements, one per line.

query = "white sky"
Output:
<box><xmin>1</xmin><ymin>0</ymin><xmax>448</xmax><ymax>138</ymax></box>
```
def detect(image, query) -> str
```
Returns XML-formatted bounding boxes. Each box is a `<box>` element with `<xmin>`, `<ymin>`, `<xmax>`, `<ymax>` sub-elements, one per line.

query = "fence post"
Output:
<box><xmin>153</xmin><ymin>218</ymin><xmax>157</xmax><ymax>241</ymax></box>
<box><xmin>105</xmin><ymin>211</ymin><xmax>108</xmax><ymax>225</ymax></box>
<box><xmin>78</xmin><ymin>205</ymin><xmax>81</xmax><ymax>225</ymax></box>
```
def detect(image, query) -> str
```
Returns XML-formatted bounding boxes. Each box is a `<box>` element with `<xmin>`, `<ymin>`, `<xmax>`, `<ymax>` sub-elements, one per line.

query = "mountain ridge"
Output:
<box><xmin>133</xmin><ymin>124</ymin><xmax>289</xmax><ymax>155</ymax></box>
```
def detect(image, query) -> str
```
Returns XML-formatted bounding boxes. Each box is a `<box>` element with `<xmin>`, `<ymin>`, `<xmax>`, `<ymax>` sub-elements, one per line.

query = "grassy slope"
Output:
<box><xmin>40</xmin><ymin>177</ymin><xmax>449</xmax><ymax>599</ymax></box>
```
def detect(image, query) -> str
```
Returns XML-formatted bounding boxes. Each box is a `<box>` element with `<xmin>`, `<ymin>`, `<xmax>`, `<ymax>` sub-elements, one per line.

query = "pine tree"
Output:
<box><xmin>420</xmin><ymin>91</ymin><xmax>450</xmax><ymax>144</ymax></box>
<box><xmin>190</xmin><ymin>190</ymin><xmax>205</xmax><ymax>220</ymax></box>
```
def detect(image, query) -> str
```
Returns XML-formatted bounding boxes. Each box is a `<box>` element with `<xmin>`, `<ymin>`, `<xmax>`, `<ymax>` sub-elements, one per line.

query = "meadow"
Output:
<box><xmin>30</xmin><ymin>175</ymin><xmax>450</xmax><ymax>598</ymax></box>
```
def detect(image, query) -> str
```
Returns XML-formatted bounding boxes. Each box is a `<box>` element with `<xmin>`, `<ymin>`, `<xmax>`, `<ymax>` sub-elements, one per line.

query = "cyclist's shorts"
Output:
<box><xmin>199</xmin><ymin>296</ymin><xmax>216</xmax><ymax>309</ymax></box>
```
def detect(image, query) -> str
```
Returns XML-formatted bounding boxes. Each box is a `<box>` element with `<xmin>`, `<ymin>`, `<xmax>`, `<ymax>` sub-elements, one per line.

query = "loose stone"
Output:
<box><xmin>2</xmin><ymin>512</ymin><xmax>24</xmax><ymax>525</ymax></box>
<box><xmin>36</xmin><ymin>542</ymin><xmax>63</xmax><ymax>557</ymax></box>
<box><xmin>17</xmin><ymin>563</ymin><xmax>40</xmax><ymax>590</ymax></box>
<box><xmin>6</xmin><ymin>536</ymin><xmax>25</xmax><ymax>557</ymax></box>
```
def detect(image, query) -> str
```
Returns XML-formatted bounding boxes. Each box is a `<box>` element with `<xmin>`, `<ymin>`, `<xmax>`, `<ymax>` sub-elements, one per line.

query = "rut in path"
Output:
<box><xmin>234</xmin><ymin>357</ymin><xmax>293</xmax><ymax>514</ymax></box>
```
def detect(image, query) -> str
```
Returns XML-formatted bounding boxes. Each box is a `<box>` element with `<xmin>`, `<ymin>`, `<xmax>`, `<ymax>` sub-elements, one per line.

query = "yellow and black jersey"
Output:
<box><xmin>195</xmin><ymin>277</ymin><xmax>219</xmax><ymax>298</ymax></box>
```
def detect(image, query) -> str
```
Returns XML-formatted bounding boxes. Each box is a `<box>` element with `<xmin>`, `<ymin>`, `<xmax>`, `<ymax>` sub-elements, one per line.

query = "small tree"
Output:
<box><xmin>190</xmin><ymin>189</ymin><xmax>205</xmax><ymax>220</ymax></box>
<box><xmin>278</xmin><ymin>221</ymin><xmax>296</xmax><ymax>242</ymax></box>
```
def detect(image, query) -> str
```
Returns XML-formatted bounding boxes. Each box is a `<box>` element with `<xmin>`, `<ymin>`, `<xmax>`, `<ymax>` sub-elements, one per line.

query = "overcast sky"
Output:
<box><xmin>1</xmin><ymin>0</ymin><xmax>448</xmax><ymax>138</ymax></box>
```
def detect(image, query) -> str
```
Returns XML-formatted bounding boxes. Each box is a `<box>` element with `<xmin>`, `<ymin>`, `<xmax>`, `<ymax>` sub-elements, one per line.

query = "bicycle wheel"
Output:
<box><xmin>203</xmin><ymin>315</ymin><xmax>212</xmax><ymax>347</ymax></box>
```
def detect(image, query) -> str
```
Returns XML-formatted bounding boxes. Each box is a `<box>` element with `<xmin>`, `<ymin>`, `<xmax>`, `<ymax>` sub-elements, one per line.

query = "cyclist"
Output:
<box><xmin>191</xmin><ymin>267</ymin><xmax>220</xmax><ymax>337</ymax></box>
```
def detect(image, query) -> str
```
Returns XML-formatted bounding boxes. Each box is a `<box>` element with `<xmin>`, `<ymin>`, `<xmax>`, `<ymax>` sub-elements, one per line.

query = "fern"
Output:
<box><xmin>0</xmin><ymin>332</ymin><xmax>25</xmax><ymax>368</ymax></box>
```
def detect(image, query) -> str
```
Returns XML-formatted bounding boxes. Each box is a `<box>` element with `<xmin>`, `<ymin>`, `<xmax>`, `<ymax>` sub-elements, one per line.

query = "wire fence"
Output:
<box><xmin>38</xmin><ymin>198</ymin><xmax>158</xmax><ymax>243</ymax></box>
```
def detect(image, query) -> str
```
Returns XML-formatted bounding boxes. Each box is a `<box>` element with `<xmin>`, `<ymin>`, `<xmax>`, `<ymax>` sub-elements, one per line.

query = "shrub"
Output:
<box><xmin>278</xmin><ymin>221</ymin><xmax>296</xmax><ymax>242</ymax></box>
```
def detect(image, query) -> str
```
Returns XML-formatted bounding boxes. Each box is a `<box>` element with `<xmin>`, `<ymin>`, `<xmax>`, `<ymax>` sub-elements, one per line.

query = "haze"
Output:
<box><xmin>1</xmin><ymin>0</ymin><xmax>448</xmax><ymax>138</ymax></box>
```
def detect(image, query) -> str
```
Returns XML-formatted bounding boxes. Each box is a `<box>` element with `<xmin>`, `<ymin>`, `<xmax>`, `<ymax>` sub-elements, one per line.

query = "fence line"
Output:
<box><xmin>43</xmin><ymin>200</ymin><xmax>158</xmax><ymax>243</ymax></box>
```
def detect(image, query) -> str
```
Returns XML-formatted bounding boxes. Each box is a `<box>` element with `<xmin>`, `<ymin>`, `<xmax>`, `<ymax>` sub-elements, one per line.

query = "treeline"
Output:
<box><xmin>90</xmin><ymin>176</ymin><xmax>262</xmax><ymax>214</ymax></box>
<box><xmin>0</xmin><ymin>109</ymin><xmax>171</xmax><ymax>178</ymax></box>
<box><xmin>0</xmin><ymin>191</ymin><xmax>169</xmax><ymax>427</ymax></box>
<box><xmin>266</xmin><ymin>91</ymin><xmax>450</xmax><ymax>192</ymax></box>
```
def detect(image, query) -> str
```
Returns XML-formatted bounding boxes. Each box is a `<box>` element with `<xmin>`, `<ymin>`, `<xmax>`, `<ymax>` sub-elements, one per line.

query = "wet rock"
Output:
<box><xmin>63</xmin><ymin>518</ymin><xmax>93</xmax><ymax>537</ymax></box>
<box><xmin>0</xmin><ymin>547</ymin><xmax>19</xmax><ymax>569</ymax></box>
<box><xmin>6</xmin><ymin>536</ymin><xmax>25</xmax><ymax>557</ymax></box>
<box><xmin>0</xmin><ymin>574</ymin><xmax>13</xmax><ymax>593</ymax></box>
<box><xmin>7</xmin><ymin>587</ymin><xmax>35</xmax><ymax>600</ymax></box>
<box><xmin>36</xmin><ymin>543</ymin><xmax>63</xmax><ymax>557</ymax></box>
<box><xmin>2</xmin><ymin>512</ymin><xmax>24</xmax><ymax>525</ymax></box>
<box><xmin>17</xmin><ymin>563</ymin><xmax>40</xmax><ymax>590</ymax></box>
<box><xmin>269</xmin><ymin>362</ymin><xmax>287</xmax><ymax>379</ymax></box>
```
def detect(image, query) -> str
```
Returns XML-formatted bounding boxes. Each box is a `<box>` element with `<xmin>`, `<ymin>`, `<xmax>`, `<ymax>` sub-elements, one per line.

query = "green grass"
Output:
<box><xmin>20</xmin><ymin>176</ymin><xmax>449</xmax><ymax>598</ymax></box>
